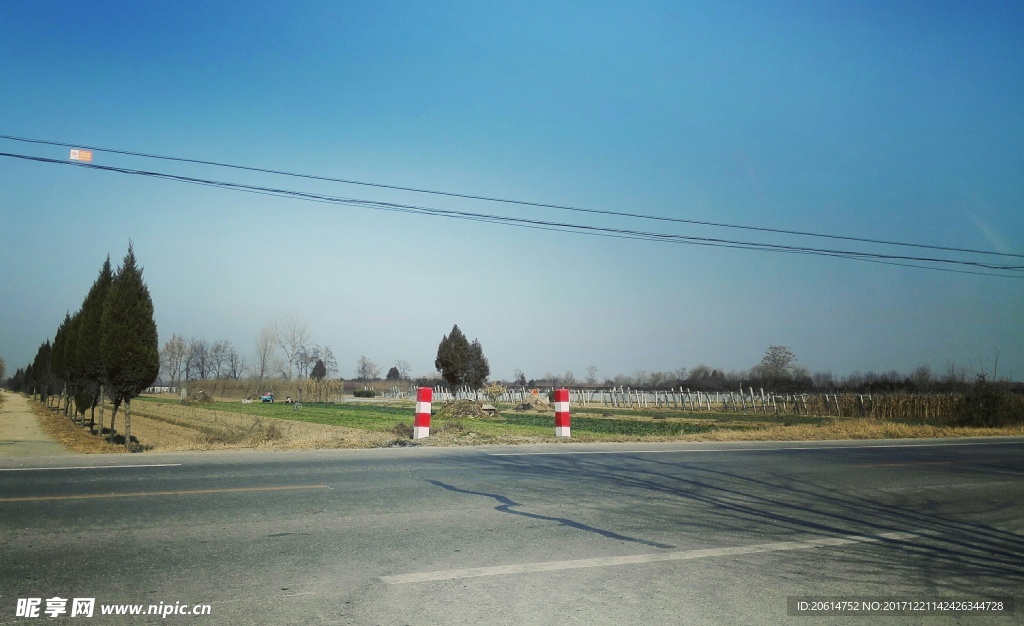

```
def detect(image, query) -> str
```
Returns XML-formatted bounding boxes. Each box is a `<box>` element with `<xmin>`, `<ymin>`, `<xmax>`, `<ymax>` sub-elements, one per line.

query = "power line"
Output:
<box><xmin>3</xmin><ymin>151</ymin><xmax>1021</xmax><ymax>279</ymax></box>
<box><xmin>1</xmin><ymin>132</ymin><xmax>1021</xmax><ymax>260</ymax></box>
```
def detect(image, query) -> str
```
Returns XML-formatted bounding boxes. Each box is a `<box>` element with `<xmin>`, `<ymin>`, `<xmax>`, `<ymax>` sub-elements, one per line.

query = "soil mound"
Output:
<box><xmin>437</xmin><ymin>399</ymin><xmax>490</xmax><ymax>419</ymax></box>
<box><xmin>181</xmin><ymin>390</ymin><xmax>215</xmax><ymax>405</ymax></box>
<box><xmin>513</xmin><ymin>394</ymin><xmax>549</xmax><ymax>411</ymax></box>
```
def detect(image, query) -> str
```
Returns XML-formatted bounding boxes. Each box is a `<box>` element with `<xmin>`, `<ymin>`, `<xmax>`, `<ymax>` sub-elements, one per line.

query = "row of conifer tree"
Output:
<box><xmin>7</xmin><ymin>243</ymin><xmax>159</xmax><ymax>447</ymax></box>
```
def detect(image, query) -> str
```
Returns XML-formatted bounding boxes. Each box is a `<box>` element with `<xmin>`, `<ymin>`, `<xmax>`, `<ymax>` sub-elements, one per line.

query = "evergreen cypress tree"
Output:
<box><xmin>310</xmin><ymin>359</ymin><xmax>327</xmax><ymax>381</ymax></box>
<box><xmin>24</xmin><ymin>364</ymin><xmax>35</xmax><ymax>397</ymax></box>
<box><xmin>32</xmin><ymin>341</ymin><xmax>54</xmax><ymax>404</ymax></box>
<box><xmin>64</xmin><ymin>311</ymin><xmax>83</xmax><ymax>420</ymax></box>
<box><xmin>52</xmin><ymin>311</ymin><xmax>84</xmax><ymax>418</ymax></box>
<box><xmin>100</xmin><ymin>243</ymin><xmax>160</xmax><ymax>448</ymax></box>
<box><xmin>78</xmin><ymin>256</ymin><xmax>113</xmax><ymax>432</ymax></box>
<box><xmin>52</xmin><ymin>312</ymin><xmax>72</xmax><ymax>413</ymax></box>
<box><xmin>466</xmin><ymin>339</ymin><xmax>490</xmax><ymax>388</ymax></box>
<box><xmin>435</xmin><ymin>324</ymin><xmax>470</xmax><ymax>389</ymax></box>
<box><xmin>434</xmin><ymin>324</ymin><xmax>490</xmax><ymax>390</ymax></box>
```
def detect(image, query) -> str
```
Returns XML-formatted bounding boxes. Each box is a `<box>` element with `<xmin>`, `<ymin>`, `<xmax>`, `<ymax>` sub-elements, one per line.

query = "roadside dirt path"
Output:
<box><xmin>0</xmin><ymin>392</ymin><xmax>74</xmax><ymax>457</ymax></box>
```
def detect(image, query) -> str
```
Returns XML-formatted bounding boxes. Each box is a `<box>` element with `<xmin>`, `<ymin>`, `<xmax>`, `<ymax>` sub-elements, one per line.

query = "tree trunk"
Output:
<box><xmin>124</xmin><ymin>400</ymin><xmax>132</xmax><ymax>451</ymax></box>
<box><xmin>108</xmin><ymin>402</ymin><xmax>118</xmax><ymax>443</ymax></box>
<box><xmin>99</xmin><ymin>385</ymin><xmax>107</xmax><ymax>440</ymax></box>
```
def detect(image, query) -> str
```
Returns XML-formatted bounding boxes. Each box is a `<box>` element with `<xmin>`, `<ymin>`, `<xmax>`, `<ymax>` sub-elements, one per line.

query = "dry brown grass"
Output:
<box><xmin>19</xmin><ymin>391</ymin><xmax>1024</xmax><ymax>455</ymax></box>
<box><xmin>98</xmin><ymin>401</ymin><xmax>1024</xmax><ymax>450</ymax></box>
<box><xmin>30</xmin><ymin>401</ymin><xmax>123</xmax><ymax>454</ymax></box>
<box><xmin>186</xmin><ymin>379</ymin><xmax>349</xmax><ymax>403</ymax></box>
<box><xmin>436</xmin><ymin>400</ymin><xmax>489</xmax><ymax>419</ymax></box>
<box><xmin>125</xmin><ymin>400</ymin><xmax>396</xmax><ymax>451</ymax></box>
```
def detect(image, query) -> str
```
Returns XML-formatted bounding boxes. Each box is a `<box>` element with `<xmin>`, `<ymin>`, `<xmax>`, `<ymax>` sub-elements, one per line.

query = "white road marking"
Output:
<box><xmin>488</xmin><ymin>440</ymin><xmax>1023</xmax><ymax>456</ymax></box>
<box><xmin>0</xmin><ymin>463</ymin><xmax>182</xmax><ymax>471</ymax></box>
<box><xmin>380</xmin><ymin>531</ymin><xmax>919</xmax><ymax>584</ymax></box>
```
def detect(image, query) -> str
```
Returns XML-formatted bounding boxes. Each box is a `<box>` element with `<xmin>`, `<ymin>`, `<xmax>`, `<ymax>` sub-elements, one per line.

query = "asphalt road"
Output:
<box><xmin>1</xmin><ymin>438</ymin><xmax>1022</xmax><ymax>625</ymax></box>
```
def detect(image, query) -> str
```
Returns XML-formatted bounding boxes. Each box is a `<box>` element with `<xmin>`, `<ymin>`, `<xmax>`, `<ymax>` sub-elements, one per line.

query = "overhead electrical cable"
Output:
<box><xmin>1</xmin><ymin>132</ymin><xmax>1021</xmax><ymax>260</ymax></box>
<box><xmin>2</xmin><ymin>151</ymin><xmax>1021</xmax><ymax>280</ymax></box>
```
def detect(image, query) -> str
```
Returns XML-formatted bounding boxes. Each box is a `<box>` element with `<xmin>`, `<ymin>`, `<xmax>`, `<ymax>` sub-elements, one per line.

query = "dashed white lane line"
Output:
<box><xmin>380</xmin><ymin>531</ymin><xmax>918</xmax><ymax>584</ymax></box>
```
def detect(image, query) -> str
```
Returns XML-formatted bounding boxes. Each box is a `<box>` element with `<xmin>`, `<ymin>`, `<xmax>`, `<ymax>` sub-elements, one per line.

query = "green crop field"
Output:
<box><xmin>138</xmin><ymin>396</ymin><xmax>409</xmax><ymax>432</ymax></box>
<box><xmin>136</xmin><ymin>396</ymin><xmax>748</xmax><ymax>439</ymax></box>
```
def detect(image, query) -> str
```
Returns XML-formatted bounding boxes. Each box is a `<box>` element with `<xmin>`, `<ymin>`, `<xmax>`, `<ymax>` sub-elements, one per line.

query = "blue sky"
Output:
<box><xmin>1</xmin><ymin>1</ymin><xmax>1022</xmax><ymax>382</ymax></box>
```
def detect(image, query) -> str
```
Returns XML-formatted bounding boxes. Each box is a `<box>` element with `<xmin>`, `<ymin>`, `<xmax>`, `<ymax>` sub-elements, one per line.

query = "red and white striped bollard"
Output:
<box><xmin>554</xmin><ymin>388</ymin><xmax>570</xmax><ymax>437</ymax></box>
<box><xmin>414</xmin><ymin>387</ymin><xmax>432</xmax><ymax>439</ymax></box>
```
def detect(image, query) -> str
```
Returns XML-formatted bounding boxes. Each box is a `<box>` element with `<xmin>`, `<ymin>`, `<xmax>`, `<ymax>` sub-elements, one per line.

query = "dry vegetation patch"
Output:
<box><xmin>436</xmin><ymin>400</ymin><xmax>489</xmax><ymax>419</ymax></box>
<box><xmin>126</xmin><ymin>400</ymin><xmax>396</xmax><ymax>451</ymax></box>
<box><xmin>19</xmin><ymin>389</ymin><xmax>1024</xmax><ymax>454</ymax></box>
<box><xmin>30</xmin><ymin>402</ymin><xmax>123</xmax><ymax>454</ymax></box>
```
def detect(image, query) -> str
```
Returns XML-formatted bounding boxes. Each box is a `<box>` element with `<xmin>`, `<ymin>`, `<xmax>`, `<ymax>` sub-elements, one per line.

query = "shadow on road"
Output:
<box><xmin>428</xmin><ymin>479</ymin><xmax>675</xmax><ymax>549</ymax></box>
<box><xmin>482</xmin><ymin>446</ymin><xmax>1024</xmax><ymax>593</ymax></box>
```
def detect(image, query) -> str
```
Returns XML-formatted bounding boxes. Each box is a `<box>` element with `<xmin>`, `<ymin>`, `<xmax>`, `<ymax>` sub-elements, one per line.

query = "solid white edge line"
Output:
<box><xmin>487</xmin><ymin>440</ymin><xmax>1023</xmax><ymax>456</ymax></box>
<box><xmin>0</xmin><ymin>463</ymin><xmax>183</xmax><ymax>471</ymax></box>
<box><xmin>380</xmin><ymin>531</ymin><xmax>919</xmax><ymax>584</ymax></box>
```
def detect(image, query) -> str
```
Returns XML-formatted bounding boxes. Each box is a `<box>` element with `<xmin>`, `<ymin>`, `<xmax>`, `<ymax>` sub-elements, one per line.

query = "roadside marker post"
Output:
<box><xmin>414</xmin><ymin>387</ymin><xmax>432</xmax><ymax>439</ymax></box>
<box><xmin>554</xmin><ymin>388</ymin><xmax>571</xmax><ymax>437</ymax></box>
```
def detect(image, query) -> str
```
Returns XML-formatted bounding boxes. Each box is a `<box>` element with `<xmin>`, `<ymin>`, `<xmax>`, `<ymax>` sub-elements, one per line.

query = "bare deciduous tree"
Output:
<box><xmin>759</xmin><ymin>345</ymin><xmax>797</xmax><ymax>383</ymax></box>
<box><xmin>356</xmin><ymin>355</ymin><xmax>381</xmax><ymax>380</ymax></box>
<box><xmin>272</xmin><ymin>314</ymin><xmax>312</xmax><ymax>380</ymax></box>
<box><xmin>209</xmin><ymin>340</ymin><xmax>231</xmax><ymax>379</ymax></box>
<box><xmin>944</xmin><ymin>362</ymin><xmax>965</xmax><ymax>385</ymax></box>
<box><xmin>512</xmin><ymin>368</ymin><xmax>526</xmax><ymax>386</ymax></box>
<box><xmin>253</xmin><ymin>328</ymin><xmax>277</xmax><ymax>382</ymax></box>
<box><xmin>632</xmin><ymin>369</ymin><xmax>648</xmax><ymax>387</ymax></box>
<box><xmin>812</xmin><ymin>370</ymin><xmax>836</xmax><ymax>389</ymax></box>
<box><xmin>585</xmin><ymin>365</ymin><xmax>598</xmax><ymax>386</ymax></box>
<box><xmin>394</xmin><ymin>359</ymin><xmax>411</xmax><ymax>381</ymax></box>
<box><xmin>185</xmin><ymin>338</ymin><xmax>211</xmax><ymax>381</ymax></box>
<box><xmin>689</xmin><ymin>364</ymin><xmax>712</xmax><ymax>380</ymax></box>
<box><xmin>225</xmin><ymin>344</ymin><xmax>246</xmax><ymax>379</ymax></box>
<box><xmin>648</xmin><ymin>371</ymin><xmax>667</xmax><ymax>388</ymax></box>
<box><xmin>294</xmin><ymin>346</ymin><xmax>315</xmax><ymax>379</ymax></box>
<box><xmin>160</xmin><ymin>334</ymin><xmax>187</xmax><ymax>387</ymax></box>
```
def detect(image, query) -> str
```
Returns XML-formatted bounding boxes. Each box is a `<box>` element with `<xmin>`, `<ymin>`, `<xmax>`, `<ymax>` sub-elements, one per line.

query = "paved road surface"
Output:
<box><xmin>1</xmin><ymin>439</ymin><xmax>1021</xmax><ymax>624</ymax></box>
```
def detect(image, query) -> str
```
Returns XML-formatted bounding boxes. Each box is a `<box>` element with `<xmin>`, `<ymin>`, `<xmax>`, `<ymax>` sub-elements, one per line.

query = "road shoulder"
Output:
<box><xmin>0</xmin><ymin>392</ymin><xmax>75</xmax><ymax>457</ymax></box>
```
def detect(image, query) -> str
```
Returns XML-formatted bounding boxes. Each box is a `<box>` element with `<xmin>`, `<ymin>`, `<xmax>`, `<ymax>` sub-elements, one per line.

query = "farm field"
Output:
<box><xmin>30</xmin><ymin>392</ymin><xmax>1024</xmax><ymax>454</ymax></box>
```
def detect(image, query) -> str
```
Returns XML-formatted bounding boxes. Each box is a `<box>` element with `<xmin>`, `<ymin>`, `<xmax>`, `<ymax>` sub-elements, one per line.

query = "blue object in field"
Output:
<box><xmin>260</xmin><ymin>393</ymin><xmax>274</xmax><ymax>403</ymax></box>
